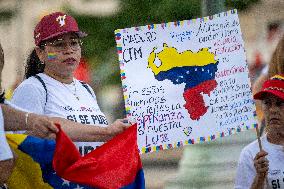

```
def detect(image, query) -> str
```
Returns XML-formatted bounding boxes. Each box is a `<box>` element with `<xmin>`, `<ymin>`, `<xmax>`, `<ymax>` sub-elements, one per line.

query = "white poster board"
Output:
<box><xmin>115</xmin><ymin>9</ymin><xmax>257</xmax><ymax>154</ymax></box>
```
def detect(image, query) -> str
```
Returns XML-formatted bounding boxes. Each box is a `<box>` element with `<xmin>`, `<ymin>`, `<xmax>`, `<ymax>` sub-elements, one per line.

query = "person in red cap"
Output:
<box><xmin>11</xmin><ymin>12</ymin><xmax>130</xmax><ymax>153</ymax></box>
<box><xmin>235</xmin><ymin>74</ymin><xmax>284</xmax><ymax>189</ymax></box>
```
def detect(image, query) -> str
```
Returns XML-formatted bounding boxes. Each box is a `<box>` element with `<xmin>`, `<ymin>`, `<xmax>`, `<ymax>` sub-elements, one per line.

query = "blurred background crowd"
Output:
<box><xmin>0</xmin><ymin>0</ymin><xmax>283</xmax><ymax>188</ymax></box>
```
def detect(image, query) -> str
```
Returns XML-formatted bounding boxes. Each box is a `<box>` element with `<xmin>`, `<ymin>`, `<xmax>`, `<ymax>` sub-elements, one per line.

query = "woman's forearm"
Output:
<box><xmin>49</xmin><ymin>117</ymin><xmax>115</xmax><ymax>142</ymax></box>
<box><xmin>0</xmin><ymin>159</ymin><xmax>15</xmax><ymax>185</ymax></box>
<box><xmin>1</xmin><ymin>104</ymin><xmax>28</xmax><ymax>131</ymax></box>
<box><xmin>1</xmin><ymin>104</ymin><xmax>26</xmax><ymax>131</ymax></box>
<box><xmin>19</xmin><ymin>116</ymin><xmax>128</xmax><ymax>142</ymax></box>
<box><xmin>1</xmin><ymin>104</ymin><xmax>58</xmax><ymax>138</ymax></box>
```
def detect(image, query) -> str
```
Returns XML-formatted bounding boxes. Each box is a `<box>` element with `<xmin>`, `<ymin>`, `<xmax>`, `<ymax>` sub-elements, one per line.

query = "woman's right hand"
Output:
<box><xmin>253</xmin><ymin>150</ymin><xmax>269</xmax><ymax>179</ymax></box>
<box><xmin>107</xmin><ymin>118</ymin><xmax>131</xmax><ymax>136</ymax></box>
<box><xmin>250</xmin><ymin>150</ymin><xmax>269</xmax><ymax>189</ymax></box>
<box><xmin>27</xmin><ymin>113</ymin><xmax>58</xmax><ymax>139</ymax></box>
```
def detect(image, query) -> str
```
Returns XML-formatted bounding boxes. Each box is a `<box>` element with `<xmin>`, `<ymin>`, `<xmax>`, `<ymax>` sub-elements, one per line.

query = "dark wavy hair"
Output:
<box><xmin>25</xmin><ymin>47</ymin><xmax>45</xmax><ymax>79</ymax></box>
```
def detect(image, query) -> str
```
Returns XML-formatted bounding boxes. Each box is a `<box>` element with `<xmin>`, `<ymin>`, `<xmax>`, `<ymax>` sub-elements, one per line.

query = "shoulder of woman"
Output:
<box><xmin>12</xmin><ymin>77</ymin><xmax>47</xmax><ymax>99</ymax></box>
<box><xmin>11</xmin><ymin>77</ymin><xmax>47</xmax><ymax>113</ymax></box>
<box><xmin>17</xmin><ymin>76</ymin><xmax>46</xmax><ymax>90</ymax></box>
<box><xmin>76</xmin><ymin>80</ymin><xmax>96</xmax><ymax>96</ymax></box>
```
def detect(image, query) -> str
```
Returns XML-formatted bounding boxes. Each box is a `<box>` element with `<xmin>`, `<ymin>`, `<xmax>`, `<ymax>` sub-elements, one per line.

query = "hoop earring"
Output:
<box><xmin>37</xmin><ymin>61</ymin><xmax>45</xmax><ymax>71</ymax></box>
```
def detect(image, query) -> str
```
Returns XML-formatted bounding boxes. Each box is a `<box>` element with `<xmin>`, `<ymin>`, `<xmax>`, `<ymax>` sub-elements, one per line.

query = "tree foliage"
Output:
<box><xmin>67</xmin><ymin>0</ymin><xmax>259</xmax><ymax>85</ymax></box>
<box><xmin>225</xmin><ymin>0</ymin><xmax>260</xmax><ymax>10</ymax></box>
<box><xmin>71</xmin><ymin>0</ymin><xmax>201</xmax><ymax>60</ymax></box>
<box><xmin>69</xmin><ymin>0</ymin><xmax>201</xmax><ymax>85</ymax></box>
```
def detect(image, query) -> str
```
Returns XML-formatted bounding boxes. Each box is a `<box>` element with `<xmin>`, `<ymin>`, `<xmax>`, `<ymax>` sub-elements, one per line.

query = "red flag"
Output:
<box><xmin>53</xmin><ymin>123</ymin><xmax>145</xmax><ymax>189</ymax></box>
<box><xmin>74</xmin><ymin>58</ymin><xmax>91</xmax><ymax>83</ymax></box>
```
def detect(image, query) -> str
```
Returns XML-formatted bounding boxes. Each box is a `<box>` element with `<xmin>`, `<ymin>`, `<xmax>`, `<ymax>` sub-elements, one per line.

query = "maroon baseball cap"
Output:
<box><xmin>254</xmin><ymin>74</ymin><xmax>284</xmax><ymax>101</ymax></box>
<box><xmin>34</xmin><ymin>12</ymin><xmax>87</xmax><ymax>46</ymax></box>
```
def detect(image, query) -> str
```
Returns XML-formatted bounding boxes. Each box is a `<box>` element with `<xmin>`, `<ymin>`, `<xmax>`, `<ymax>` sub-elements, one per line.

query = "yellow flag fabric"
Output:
<box><xmin>6</xmin><ymin>134</ymin><xmax>52</xmax><ymax>189</ymax></box>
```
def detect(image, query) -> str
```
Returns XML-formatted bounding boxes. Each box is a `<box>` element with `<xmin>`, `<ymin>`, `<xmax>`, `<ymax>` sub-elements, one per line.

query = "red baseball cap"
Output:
<box><xmin>34</xmin><ymin>12</ymin><xmax>87</xmax><ymax>46</ymax></box>
<box><xmin>254</xmin><ymin>74</ymin><xmax>284</xmax><ymax>101</ymax></box>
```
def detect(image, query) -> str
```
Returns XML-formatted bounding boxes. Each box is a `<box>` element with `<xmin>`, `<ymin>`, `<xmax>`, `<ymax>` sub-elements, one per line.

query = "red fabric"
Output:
<box><xmin>74</xmin><ymin>58</ymin><xmax>91</xmax><ymax>83</ymax></box>
<box><xmin>52</xmin><ymin>123</ymin><xmax>142</xmax><ymax>189</ymax></box>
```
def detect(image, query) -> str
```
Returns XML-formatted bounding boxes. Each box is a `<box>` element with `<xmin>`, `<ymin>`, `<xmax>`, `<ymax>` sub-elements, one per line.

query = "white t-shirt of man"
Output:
<box><xmin>235</xmin><ymin>135</ymin><xmax>284</xmax><ymax>189</ymax></box>
<box><xmin>0</xmin><ymin>106</ymin><xmax>13</xmax><ymax>161</ymax></box>
<box><xmin>11</xmin><ymin>73</ymin><xmax>109</xmax><ymax>156</ymax></box>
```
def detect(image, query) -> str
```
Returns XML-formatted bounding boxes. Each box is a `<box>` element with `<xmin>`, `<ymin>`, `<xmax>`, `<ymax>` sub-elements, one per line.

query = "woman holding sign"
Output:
<box><xmin>235</xmin><ymin>74</ymin><xmax>284</xmax><ymax>189</ymax></box>
<box><xmin>11</xmin><ymin>12</ymin><xmax>130</xmax><ymax>156</ymax></box>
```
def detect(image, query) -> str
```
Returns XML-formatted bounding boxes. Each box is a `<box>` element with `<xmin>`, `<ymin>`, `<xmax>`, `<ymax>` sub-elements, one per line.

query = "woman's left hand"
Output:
<box><xmin>107</xmin><ymin>119</ymin><xmax>131</xmax><ymax>136</ymax></box>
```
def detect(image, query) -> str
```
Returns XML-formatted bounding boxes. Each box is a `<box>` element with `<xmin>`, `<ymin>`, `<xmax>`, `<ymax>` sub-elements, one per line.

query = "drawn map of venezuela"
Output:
<box><xmin>148</xmin><ymin>44</ymin><xmax>219</xmax><ymax>120</ymax></box>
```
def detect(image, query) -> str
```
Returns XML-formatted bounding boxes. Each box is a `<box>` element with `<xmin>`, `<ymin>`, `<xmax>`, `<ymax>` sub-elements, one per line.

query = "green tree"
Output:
<box><xmin>69</xmin><ymin>0</ymin><xmax>260</xmax><ymax>86</ymax></box>
<box><xmin>225</xmin><ymin>0</ymin><xmax>260</xmax><ymax>10</ymax></box>
<box><xmin>69</xmin><ymin>0</ymin><xmax>201</xmax><ymax>85</ymax></box>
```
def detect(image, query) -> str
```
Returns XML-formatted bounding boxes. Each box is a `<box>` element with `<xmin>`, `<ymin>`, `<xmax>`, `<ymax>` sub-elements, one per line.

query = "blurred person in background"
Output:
<box><xmin>249</xmin><ymin>22</ymin><xmax>283</xmax><ymax>81</ymax></box>
<box><xmin>0</xmin><ymin>42</ymin><xmax>59</xmax><ymax>188</ymax></box>
<box><xmin>11</xmin><ymin>12</ymin><xmax>129</xmax><ymax>156</ymax></box>
<box><xmin>235</xmin><ymin>74</ymin><xmax>284</xmax><ymax>189</ymax></box>
<box><xmin>253</xmin><ymin>34</ymin><xmax>284</xmax><ymax>134</ymax></box>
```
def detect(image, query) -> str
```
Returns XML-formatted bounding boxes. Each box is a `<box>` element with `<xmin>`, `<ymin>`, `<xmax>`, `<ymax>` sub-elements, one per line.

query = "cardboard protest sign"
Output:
<box><xmin>115</xmin><ymin>9</ymin><xmax>257</xmax><ymax>154</ymax></box>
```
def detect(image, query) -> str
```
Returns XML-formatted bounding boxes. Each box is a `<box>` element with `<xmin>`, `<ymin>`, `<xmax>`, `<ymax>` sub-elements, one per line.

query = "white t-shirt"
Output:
<box><xmin>4</xmin><ymin>100</ymin><xmax>30</xmax><ymax>113</ymax></box>
<box><xmin>11</xmin><ymin>73</ymin><xmax>109</xmax><ymax>156</ymax></box>
<box><xmin>0</xmin><ymin>106</ymin><xmax>13</xmax><ymax>161</ymax></box>
<box><xmin>235</xmin><ymin>135</ymin><xmax>284</xmax><ymax>189</ymax></box>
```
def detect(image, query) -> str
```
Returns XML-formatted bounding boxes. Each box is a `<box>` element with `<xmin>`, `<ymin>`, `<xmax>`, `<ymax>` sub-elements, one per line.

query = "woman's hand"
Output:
<box><xmin>250</xmin><ymin>150</ymin><xmax>269</xmax><ymax>189</ymax></box>
<box><xmin>1</xmin><ymin>104</ymin><xmax>58</xmax><ymax>138</ymax></box>
<box><xmin>0</xmin><ymin>150</ymin><xmax>17</xmax><ymax>185</ymax></box>
<box><xmin>106</xmin><ymin>119</ymin><xmax>131</xmax><ymax>136</ymax></box>
<box><xmin>254</xmin><ymin>150</ymin><xmax>269</xmax><ymax>178</ymax></box>
<box><xmin>26</xmin><ymin>114</ymin><xmax>58</xmax><ymax>138</ymax></box>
